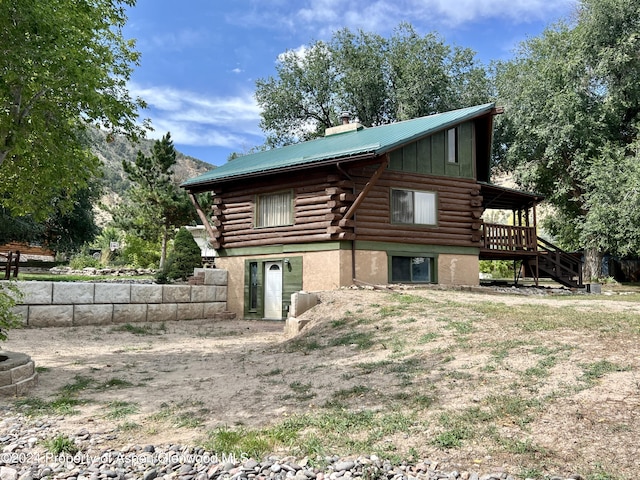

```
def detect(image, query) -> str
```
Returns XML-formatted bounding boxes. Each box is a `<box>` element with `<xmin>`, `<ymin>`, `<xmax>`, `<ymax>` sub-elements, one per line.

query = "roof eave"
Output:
<box><xmin>182</xmin><ymin>151</ymin><xmax>378</xmax><ymax>192</ymax></box>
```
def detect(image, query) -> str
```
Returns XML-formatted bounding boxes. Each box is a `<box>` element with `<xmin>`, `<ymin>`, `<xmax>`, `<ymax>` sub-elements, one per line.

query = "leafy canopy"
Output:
<box><xmin>0</xmin><ymin>0</ymin><xmax>146</xmax><ymax>218</ymax></box>
<box><xmin>494</xmin><ymin>0</ymin><xmax>640</xmax><ymax>261</ymax></box>
<box><xmin>256</xmin><ymin>23</ymin><xmax>492</xmax><ymax>148</ymax></box>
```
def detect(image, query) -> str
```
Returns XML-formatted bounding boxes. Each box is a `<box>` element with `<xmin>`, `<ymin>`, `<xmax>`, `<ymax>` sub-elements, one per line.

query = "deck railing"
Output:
<box><xmin>482</xmin><ymin>223</ymin><xmax>537</xmax><ymax>252</ymax></box>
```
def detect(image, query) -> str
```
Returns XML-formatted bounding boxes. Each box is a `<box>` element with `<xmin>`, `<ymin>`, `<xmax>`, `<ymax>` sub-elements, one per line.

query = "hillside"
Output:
<box><xmin>86</xmin><ymin>128</ymin><xmax>215</xmax><ymax>222</ymax></box>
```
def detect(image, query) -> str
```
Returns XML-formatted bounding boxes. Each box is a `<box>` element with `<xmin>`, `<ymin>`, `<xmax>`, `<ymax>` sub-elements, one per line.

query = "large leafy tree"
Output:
<box><xmin>494</xmin><ymin>0</ymin><xmax>640</xmax><ymax>279</ymax></box>
<box><xmin>0</xmin><ymin>182</ymin><xmax>100</xmax><ymax>254</ymax></box>
<box><xmin>0</xmin><ymin>0</ymin><xmax>145</xmax><ymax>219</ymax></box>
<box><xmin>256</xmin><ymin>23</ymin><xmax>492</xmax><ymax>147</ymax></box>
<box><xmin>113</xmin><ymin>133</ymin><xmax>197</xmax><ymax>270</ymax></box>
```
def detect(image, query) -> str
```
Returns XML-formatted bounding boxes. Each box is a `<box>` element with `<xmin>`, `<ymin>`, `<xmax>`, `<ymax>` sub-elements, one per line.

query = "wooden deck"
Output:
<box><xmin>479</xmin><ymin>223</ymin><xmax>583</xmax><ymax>288</ymax></box>
<box><xmin>479</xmin><ymin>223</ymin><xmax>538</xmax><ymax>260</ymax></box>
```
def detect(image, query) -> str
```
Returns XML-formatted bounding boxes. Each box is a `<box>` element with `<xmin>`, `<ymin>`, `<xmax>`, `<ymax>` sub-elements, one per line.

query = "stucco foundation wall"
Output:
<box><xmin>354</xmin><ymin>250</ymin><xmax>389</xmax><ymax>285</ymax></box>
<box><xmin>438</xmin><ymin>254</ymin><xmax>479</xmax><ymax>285</ymax></box>
<box><xmin>5</xmin><ymin>269</ymin><xmax>231</xmax><ymax>327</ymax></box>
<box><xmin>303</xmin><ymin>250</ymin><xmax>345</xmax><ymax>291</ymax></box>
<box><xmin>213</xmin><ymin>256</ymin><xmax>246</xmax><ymax>320</ymax></box>
<box><xmin>216</xmin><ymin>251</ymin><xmax>347</xmax><ymax>317</ymax></box>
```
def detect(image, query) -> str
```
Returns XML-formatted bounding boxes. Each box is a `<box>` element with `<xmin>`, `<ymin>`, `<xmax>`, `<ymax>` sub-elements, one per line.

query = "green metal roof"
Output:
<box><xmin>181</xmin><ymin>103</ymin><xmax>496</xmax><ymax>189</ymax></box>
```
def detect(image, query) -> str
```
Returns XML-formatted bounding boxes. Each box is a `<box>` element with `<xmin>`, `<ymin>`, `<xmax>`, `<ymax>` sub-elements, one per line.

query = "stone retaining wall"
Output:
<box><xmin>7</xmin><ymin>268</ymin><xmax>234</xmax><ymax>328</ymax></box>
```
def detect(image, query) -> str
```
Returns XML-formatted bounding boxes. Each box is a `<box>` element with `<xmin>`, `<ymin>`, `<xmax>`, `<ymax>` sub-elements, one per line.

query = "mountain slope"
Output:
<box><xmin>86</xmin><ymin>128</ymin><xmax>214</xmax><ymax>198</ymax></box>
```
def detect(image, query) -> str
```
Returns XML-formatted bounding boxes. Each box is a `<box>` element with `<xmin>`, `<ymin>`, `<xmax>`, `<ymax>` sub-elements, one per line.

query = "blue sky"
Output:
<box><xmin>123</xmin><ymin>0</ymin><xmax>577</xmax><ymax>167</ymax></box>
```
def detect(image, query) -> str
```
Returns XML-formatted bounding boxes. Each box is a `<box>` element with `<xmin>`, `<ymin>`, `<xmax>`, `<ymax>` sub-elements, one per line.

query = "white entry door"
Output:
<box><xmin>264</xmin><ymin>261</ymin><xmax>283</xmax><ymax>319</ymax></box>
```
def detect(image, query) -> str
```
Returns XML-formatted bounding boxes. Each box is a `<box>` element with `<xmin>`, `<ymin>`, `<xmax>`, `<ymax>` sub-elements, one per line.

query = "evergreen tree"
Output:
<box><xmin>166</xmin><ymin>228</ymin><xmax>202</xmax><ymax>280</ymax></box>
<box><xmin>113</xmin><ymin>133</ymin><xmax>196</xmax><ymax>269</ymax></box>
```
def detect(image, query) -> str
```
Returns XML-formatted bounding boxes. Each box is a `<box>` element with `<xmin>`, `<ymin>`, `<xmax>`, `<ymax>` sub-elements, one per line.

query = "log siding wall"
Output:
<box><xmin>210</xmin><ymin>168</ymin><xmax>356</xmax><ymax>250</ymax></box>
<box><xmin>209</xmin><ymin>159</ymin><xmax>481</xmax><ymax>251</ymax></box>
<box><xmin>349</xmin><ymin>167</ymin><xmax>481</xmax><ymax>248</ymax></box>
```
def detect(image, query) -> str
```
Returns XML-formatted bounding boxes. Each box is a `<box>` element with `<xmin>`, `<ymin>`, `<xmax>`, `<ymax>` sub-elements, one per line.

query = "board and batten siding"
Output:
<box><xmin>388</xmin><ymin>121</ymin><xmax>475</xmax><ymax>178</ymax></box>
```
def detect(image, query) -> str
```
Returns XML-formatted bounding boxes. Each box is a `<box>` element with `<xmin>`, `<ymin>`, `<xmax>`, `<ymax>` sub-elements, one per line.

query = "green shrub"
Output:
<box><xmin>69</xmin><ymin>254</ymin><xmax>100</xmax><ymax>270</ymax></box>
<box><xmin>0</xmin><ymin>282</ymin><xmax>22</xmax><ymax>343</ymax></box>
<box><xmin>479</xmin><ymin>260</ymin><xmax>514</xmax><ymax>279</ymax></box>
<box><xmin>166</xmin><ymin>228</ymin><xmax>202</xmax><ymax>280</ymax></box>
<box><xmin>120</xmin><ymin>235</ymin><xmax>161</xmax><ymax>269</ymax></box>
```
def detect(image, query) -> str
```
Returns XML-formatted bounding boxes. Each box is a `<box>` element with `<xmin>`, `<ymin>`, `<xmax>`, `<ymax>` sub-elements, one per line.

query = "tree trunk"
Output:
<box><xmin>159</xmin><ymin>226</ymin><xmax>168</xmax><ymax>271</ymax></box>
<box><xmin>583</xmin><ymin>246</ymin><xmax>602</xmax><ymax>282</ymax></box>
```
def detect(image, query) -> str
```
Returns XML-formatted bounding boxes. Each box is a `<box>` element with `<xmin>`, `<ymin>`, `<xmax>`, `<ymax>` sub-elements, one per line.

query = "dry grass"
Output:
<box><xmin>6</xmin><ymin>284</ymin><xmax>640</xmax><ymax>480</ymax></box>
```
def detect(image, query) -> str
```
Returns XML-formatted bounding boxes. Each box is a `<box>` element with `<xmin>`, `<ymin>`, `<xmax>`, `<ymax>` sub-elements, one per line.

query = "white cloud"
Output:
<box><xmin>239</xmin><ymin>0</ymin><xmax>576</xmax><ymax>35</ymax></box>
<box><xmin>130</xmin><ymin>83</ymin><xmax>263</xmax><ymax>148</ymax></box>
<box><xmin>146</xmin><ymin>28</ymin><xmax>210</xmax><ymax>52</ymax></box>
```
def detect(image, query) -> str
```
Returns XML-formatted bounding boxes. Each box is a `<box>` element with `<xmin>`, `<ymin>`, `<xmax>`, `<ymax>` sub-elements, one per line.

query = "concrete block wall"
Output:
<box><xmin>6</xmin><ymin>268</ymin><xmax>233</xmax><ymax>327</ymax></box>
<box><xmin>285</xmin><ymin>291</ymin><xmax>318</xmax><ymax>337</ymax></box>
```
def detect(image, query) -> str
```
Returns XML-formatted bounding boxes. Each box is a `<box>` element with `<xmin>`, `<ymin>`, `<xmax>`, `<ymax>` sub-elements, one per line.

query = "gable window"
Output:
<box><xmin>256</xmin><ymin>191</ymin><xmax>293</xmax><ymax>227</ymax></box>
<box><xmin>391</xmin><ymin>189</ymin><xmax>437</xmax><ymax>225</ymax></box>
<box><xmin>447</xmin><ymin>127</ymin><xmax>458</xmax><ymax>164</ymax></box>
<box><xmin>391</xmin><ymin>256</ymin><xmax>434</xmax><ymax>283</ymax></box>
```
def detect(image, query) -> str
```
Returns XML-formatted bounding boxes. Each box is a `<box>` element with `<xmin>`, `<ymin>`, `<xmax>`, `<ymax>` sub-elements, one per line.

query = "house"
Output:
<box><xmin>181</xmin><ymin>103</ymin><xmax>582</xmax><ymax>319</ymax></box>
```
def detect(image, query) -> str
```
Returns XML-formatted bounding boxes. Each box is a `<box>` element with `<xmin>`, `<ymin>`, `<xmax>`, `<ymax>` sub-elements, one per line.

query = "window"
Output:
<box><xmin>391</xmin><ymin>256</ymin><xmax>433</xmax><ymax>283</ymax></box>
<box><xmin>256</xmin><ymin>191</ymin><xmax>292</xmax><ymax>227</ymax></box>
<box><xmin>391</xmin><ymin>189</ymin><xmax>437</xmax><ymax>225</ymax></box>
<box><xmin>249</xmin><ymin>262</ymin><xmax>258</xmax><ymax>311</ymax></box>
<box><xmin>447</xmin><ymin>127</ymin><xmax>457</xmax><ymax>164</ymax></box>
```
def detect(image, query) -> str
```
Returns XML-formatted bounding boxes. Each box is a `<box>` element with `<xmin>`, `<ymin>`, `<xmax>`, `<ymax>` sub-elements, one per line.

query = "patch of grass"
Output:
<box><xmin>399</xmin><ymin>317</ymin><xmax>418</xmax><ymax>324</ymax></box>
<box><xmin>111</xmin><ymin>323</ymin><xmax>163</xmax><ymax>335</ymax></box>
<box><xmin>60</xmin><ymin>375</ymin><xmax>94</xmax><ymax>395</ymax></box>
<box><xmin>35</xmin><ymin>366</ymin><xmax>50</xmax><ymax>373</ymax></box>
<box><xmin>260</xmin><ymin>368</ymin><xmax>283</xmax><ymax>376</ymax></box>
<box><xmin>445</xmin><ymin>320</ymin><xmax>475</xmax><ymax>335</ymax></box>
<box><xmin>283</xmin><ymin>381</ymin><xmax>316</xmax><ymax>401</ymax></box>
<box><xmin>96</xmin><ymin>378</ymin><xmax>134</xmax><ymax>390</ymax></box>
<box><xmin>174</xmin><ymin>412</ymin><xmax>204</xmax><ymax>428</ymax></box>
<box><xmin>328</xmin><ymin>331</ymin><xmax>376</xmax><ymax>350</ymax></box>
<box><xmin>202</xmin><ymin>426</ymin><xmax>279</xmax><ymax>459</ymax></box>
<box><xmin>499</xmin><ymin>437</ymin><xmax>547</xmax><ymax>455</ymax></box>
<box><xmin>331</xmin><ymin>318</ymin><xmax>350</xmax><ymax>328</ymax></box>
<box><xmin>105</xmin><ymin>401</ymin><xmax>139</xmax><ymax>419</ymax></box>
<box><xmin>356</xmin><ymin>360</ymin><xmax>392</xmax><ymax>374</ymax></box>
<box><xmin>148</xmin><ymin>402</ymin><xmax>207</xmax><ymax>428</ymax></box>
<box><xmin>43</xmin><ymin>434</ymin><xmax>78</xmax><ymax>455</ymax></box>
<box><xmin>418</xmin><ymin>332</ymin><xmax>439</xmax><ymax>343</ymax></box>
<box><xmin>472</xmin><ymin>302</ymin><xmax>640</xmax><ymax>335</ymax></box>
<box><xmin>284</xmin><ymin>337</ymin><xmax>324</xmax><ymax>353</ymax></box>
<box><xmin>332</xmin><ymin>385</ymin><xmax>371</xmax><ymax>400</ymax></box>
<box><xmin>15</xmin><ymin>397</ymin><xmax>84</xmax><ymax>416</ymax></box>
<box><xmin>118</xmin><ymin>421</ymin><xmax>141</xmax><ymax>431</ymax></box>
<box><xmin>581</xmin><ymin>360</ymin><xmax>631</xmax><ymax>384</ymax></box>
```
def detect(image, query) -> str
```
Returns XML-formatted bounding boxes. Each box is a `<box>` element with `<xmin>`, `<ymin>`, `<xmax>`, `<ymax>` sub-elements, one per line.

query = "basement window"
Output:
<box><xmin>256</xmin><ymin>190</ymin><xmax>293</xmax><ymax>227</ymax></box>
<box><xmin>390</xmin><ymin>256</ymin><xmax>434</xmax><ymax>283</ymax></box>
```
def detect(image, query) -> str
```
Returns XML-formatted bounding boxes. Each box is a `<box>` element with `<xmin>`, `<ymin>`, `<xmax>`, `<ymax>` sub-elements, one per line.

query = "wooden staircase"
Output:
<box><xmin>525</xmin><ymin>238</ymin><xmax>583</xmax><ymax>289</ymax></box>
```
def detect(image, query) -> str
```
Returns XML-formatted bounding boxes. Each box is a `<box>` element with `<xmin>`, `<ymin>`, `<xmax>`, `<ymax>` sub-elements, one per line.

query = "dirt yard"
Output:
<box><xmin>3</xmin><ymin>285</ymin><xmax>640</xmax><ymax>479</ymax></box>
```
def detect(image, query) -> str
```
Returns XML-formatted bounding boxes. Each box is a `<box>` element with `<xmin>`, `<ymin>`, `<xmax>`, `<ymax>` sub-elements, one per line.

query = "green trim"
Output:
<box><xmin>221</xmin><ymin>241</ymin><xmax>478</xmax><ymax>257</ymax></box>
<box><xmin>218</xmin><ymin>241</ymin><xmax>351</xmax><ymax>257</ymax></box>
<box><xmin>243</xmin><ymin>256</ymin><xmax>303</xmax><ymax>320</ymax></box>
<box><xmin>354</xmin><ymin>241</ymin><xmax>479</xmax><ymax>255</ymax></box>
